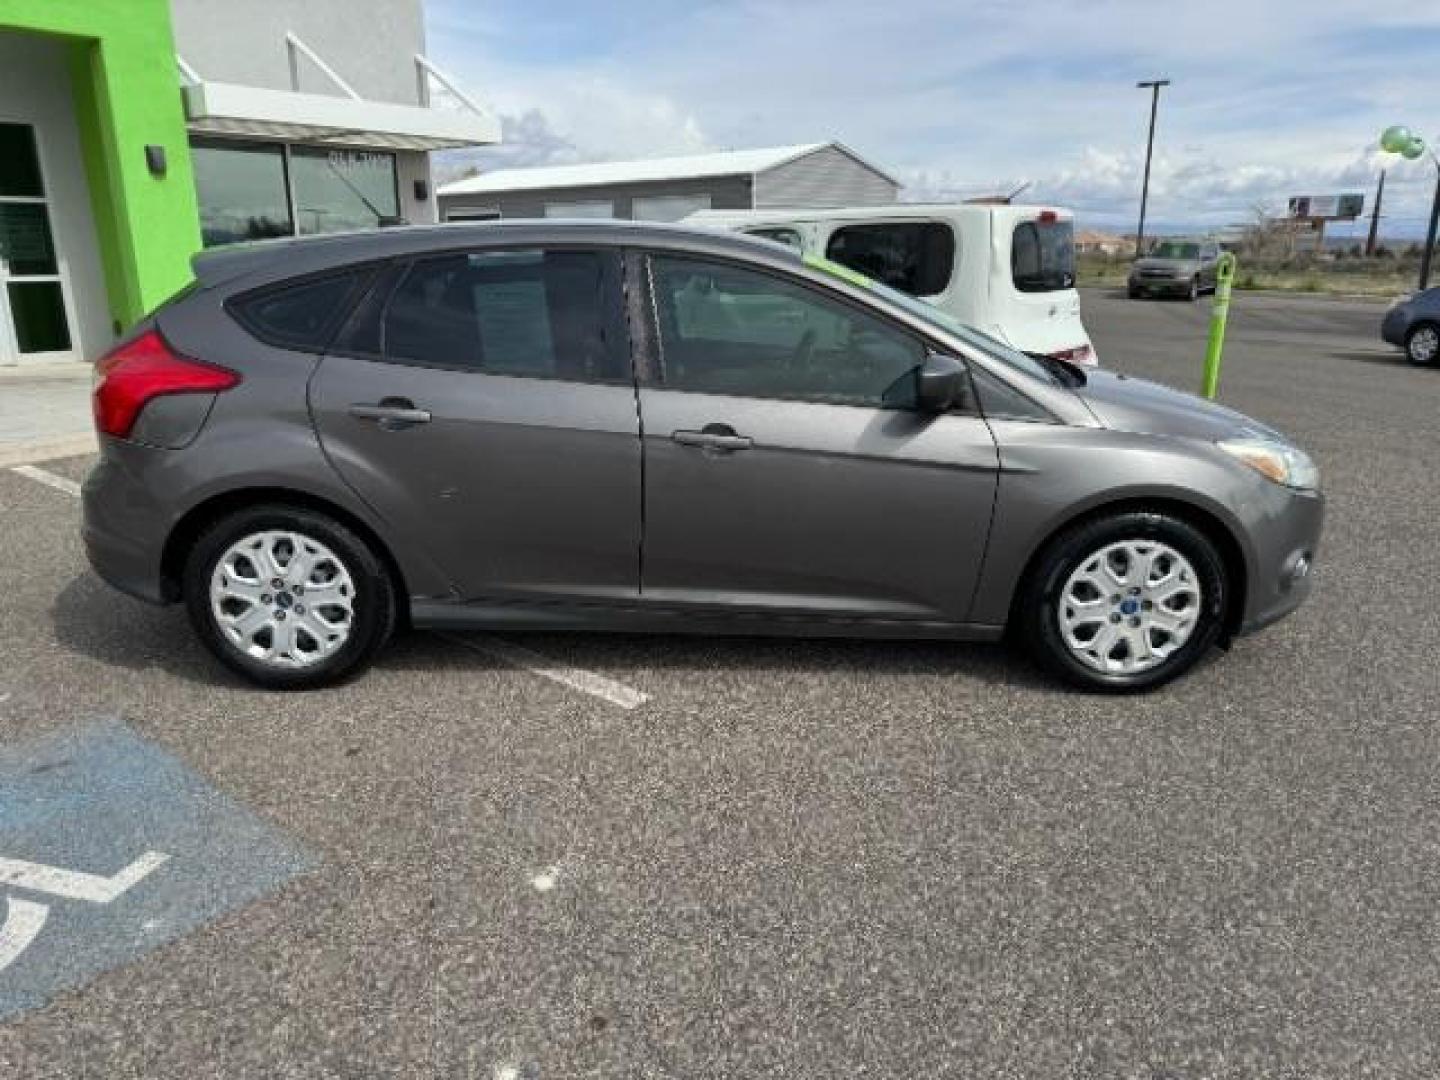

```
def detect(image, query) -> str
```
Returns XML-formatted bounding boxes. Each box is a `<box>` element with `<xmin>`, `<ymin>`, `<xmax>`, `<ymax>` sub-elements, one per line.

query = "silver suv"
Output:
<box><xmin>83</xmin><ymin>222</ymin><xmax>1322</xmax><ymax>691</ymax></box>
<box><xmin>1128</xmin><ymin>240</ymin><xmax>1222</xmax><ymax>300</ymax></box>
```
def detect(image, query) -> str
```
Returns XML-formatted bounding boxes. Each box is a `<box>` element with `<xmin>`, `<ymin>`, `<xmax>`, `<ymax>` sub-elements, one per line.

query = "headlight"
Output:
<box><xmin>1217</xmin><ymin>437</ymin><xmax>1320</xmax><ymax>491</ymax></box>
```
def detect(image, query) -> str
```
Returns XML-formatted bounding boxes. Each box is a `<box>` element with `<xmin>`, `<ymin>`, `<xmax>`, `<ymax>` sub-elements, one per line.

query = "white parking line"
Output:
<box><xmin>0</xmin><ymin>851</ymin><xmax>171</xmax><ymax>904</ymax></box>
<box><xmin>438</xmin><ymin>633</ymin><xmax>650</xmax><ymax>710</ymax></box>
<box><xmin>10</xmin><ymin>465</ymin><xmax>81</xmax><ymax>498</ymax></box>
<box><xmin>8</xmin><ymin>465</ymin><xmax>646</xmax><ymax>709</ymax></box>
<box><xmin>0</xmin><ymin>897</ymin><xmax>49</xmax><ymax>974</ymax></box>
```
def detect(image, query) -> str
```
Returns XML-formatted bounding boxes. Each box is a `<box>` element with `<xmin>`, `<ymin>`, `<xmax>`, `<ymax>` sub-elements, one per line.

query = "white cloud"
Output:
<box><xmin>427</xmin><ymin>0</ymin><xmax>1440</xmax><ymax>234</ymax></box>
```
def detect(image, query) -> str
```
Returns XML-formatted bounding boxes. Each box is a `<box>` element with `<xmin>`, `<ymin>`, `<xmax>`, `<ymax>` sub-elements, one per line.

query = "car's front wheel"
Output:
<box><xmin>1405</xmin><ymin>322</ymin><xmax>1440</xmax><ymax>366</ymax></box>
<box><xmin>1017</xmin><ymin>512</ymin><xmax>1228</xmax><ymax>691</ymax></box>
<box><xmin>183</xmin><ymin>505</ymin><xmax>397</xmax><ymax>689</ymax></box>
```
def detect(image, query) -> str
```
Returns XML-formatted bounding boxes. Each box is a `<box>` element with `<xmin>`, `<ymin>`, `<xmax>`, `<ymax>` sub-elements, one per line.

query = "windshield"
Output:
<box><xmin>1011</xmin><ymin>218</ymin><xmax>1075</xmax><ymax>292</ymax></box>
<box><xmin>1150</xmin><ymin>241</ymin><xmax>1200</xmax><ymax>259</ymax></box>
<box><xmin>801</xmin><ymin>255</ymin><xmax>1060</xmax><ymax>385</ymax></box>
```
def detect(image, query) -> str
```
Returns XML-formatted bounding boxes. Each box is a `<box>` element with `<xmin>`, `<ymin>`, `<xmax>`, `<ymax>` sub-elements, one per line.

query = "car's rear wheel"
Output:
<box><xmin>1017</xmin><ymin>511</ymin><xmax>1228</xmax><ymax>691</ymax></box>
<box><xmin>183</xmin><ymin>505</ymin><xmax>396</xmax><ymax>689</ymax></box>
<box><xmin>1405</xmin><ymin>322</ymin><xmax>1440</xmax><ymax>366</ymax></box>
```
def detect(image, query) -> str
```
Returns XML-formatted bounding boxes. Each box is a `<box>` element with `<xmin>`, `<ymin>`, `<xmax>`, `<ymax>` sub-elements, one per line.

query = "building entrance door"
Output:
<box><xmin>0</xmin><ymin>122</ymin><xmax>75</xmax><ymax>366</ymax></box>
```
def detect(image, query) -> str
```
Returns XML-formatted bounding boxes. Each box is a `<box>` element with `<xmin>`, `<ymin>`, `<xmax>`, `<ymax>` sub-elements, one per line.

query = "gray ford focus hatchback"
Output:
<box><xmin>82</xmin><ymin>221</ymin><xmax>1322</xmax><ymax>691</ymax></box>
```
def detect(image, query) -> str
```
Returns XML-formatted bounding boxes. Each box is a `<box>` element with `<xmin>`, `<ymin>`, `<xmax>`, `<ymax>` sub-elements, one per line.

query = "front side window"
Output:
<box><xmin>383</xmin><ymin>250</ymin><xmax>622</xmax><ymax>381</ymax></box>
<box><xmin>825</xmin><ymin>222</ymin><xmax>955</xmax><ymax>297</ymax></box>
<box><xmin>648</xmin><ymin>256</ymin><xmax>928</xmax><ymax>407</ymax></box>
<box><xmin>1012</xmin><ymin>218</ymin><xmax>1076</xmax><ymax>292</ymax></box>
<box><xmin>291</xmin><ymin>148</ymin><xmax>399</xmax><ymax>235</ymax></box>
<box><xmin>192</xmin><ymin>141</ymin><xmax>293</xmax><ymax>247</ymax></box>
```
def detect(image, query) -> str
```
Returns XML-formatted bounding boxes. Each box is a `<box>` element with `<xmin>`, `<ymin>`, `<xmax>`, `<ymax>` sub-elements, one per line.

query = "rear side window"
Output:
<box><xmin>230</xmin><ymin>270</ymin><xmax>367</xmax><ymax>350</ymax></box>
<box><xmin>1011</xmin><ymin>218</ymin><xmax>1075</xmax><ymax>292</ymax></box>
<box><xmin>382</xmin><ymin>250</ymin><xmax>623</xmax><ymax>381</ymax></box>
<box><xmin>824</xmin><ymin>222</ymin><xmax>955</xmax><ymax>296</ymax></box>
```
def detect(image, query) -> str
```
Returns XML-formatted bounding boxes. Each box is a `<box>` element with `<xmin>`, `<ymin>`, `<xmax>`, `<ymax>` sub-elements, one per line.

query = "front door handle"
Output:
<box><xmin>672</xmin><ymin>425</ymin><xmax>753</xmax><ymax>453</ymax></box>
<box><xmin>349</xmin><ymin>398</ymin><xmax>432</xmax><ymax>429</ymax></box>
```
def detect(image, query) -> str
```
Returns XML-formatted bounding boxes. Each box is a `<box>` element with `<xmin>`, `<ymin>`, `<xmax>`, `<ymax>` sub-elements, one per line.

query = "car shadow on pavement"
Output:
<box><xmin>1331</xmin><ymin>348</ymin><xmax>1416</xmax><ymax>368</ymax></box>
<box><xmin>53</xmin><ymin>571</ymin><xmax>1064</xmax><ymax>695</ymax></box>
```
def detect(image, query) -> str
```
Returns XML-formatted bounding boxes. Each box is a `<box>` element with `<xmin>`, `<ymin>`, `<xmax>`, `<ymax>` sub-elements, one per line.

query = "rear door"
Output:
<box><xmin>635</xmin><ymin>253</ymin><xmax>998</xmax><ymax>623</ymax></box>
<box><xmin>996</xmin><ymin>211</ymin><xmax>1089</xmax><ymax>356</ymax></box>
<box><xmin>309</xmin><ymin>247</ymin><xmax>642</xmax><ymax>603</ymax></box>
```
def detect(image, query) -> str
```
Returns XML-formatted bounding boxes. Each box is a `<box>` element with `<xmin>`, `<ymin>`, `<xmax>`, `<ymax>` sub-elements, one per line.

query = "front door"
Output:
<box><xmin>310</xmin><ymin>247</ymin><xmax>642</xmax><ymax>603</ymax></box>
<box><xmin>636</xmin><ymin>254</ymin><xmax>998</xmax><ymax>623</ymax></box>
<box><xmin>0</xmin><ymin>123</ymin><xmax>75</xmax><ymax>365</ymax></box>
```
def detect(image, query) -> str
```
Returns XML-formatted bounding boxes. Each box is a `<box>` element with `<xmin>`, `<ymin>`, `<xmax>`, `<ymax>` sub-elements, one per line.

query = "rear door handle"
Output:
<box><xmin>349</xmin><ymin>399</ymin><xmax>432</xmax><ymax>429</ymax></box>
<box><xmin>672</xmin><ymin>427</ymin><xmax>753</xmax><ymax>452</ymax></box>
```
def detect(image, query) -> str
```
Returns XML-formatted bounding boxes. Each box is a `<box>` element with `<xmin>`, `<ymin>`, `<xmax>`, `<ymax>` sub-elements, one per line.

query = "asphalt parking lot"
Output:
<box><xmin>2</xmin><ymin>287</ymin><xmax>1438</xmax><ymax>1078</ymax></box>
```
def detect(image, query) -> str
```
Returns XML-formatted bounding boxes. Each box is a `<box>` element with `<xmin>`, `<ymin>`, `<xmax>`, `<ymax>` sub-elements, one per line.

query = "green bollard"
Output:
<box><xmin>1201</xmin><ymin>253</ymin><xmax>1237</xmax><ymax>400</ymax></box>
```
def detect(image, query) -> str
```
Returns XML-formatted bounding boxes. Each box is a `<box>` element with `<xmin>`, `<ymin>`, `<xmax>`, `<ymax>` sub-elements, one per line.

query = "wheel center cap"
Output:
<box><xmin>275</xmin><ymin>592</ymin><xmax>294</xmax><ymax>610</ymax></box>
<box><xmin>1119</xmin><ymin>598</ymin><xmax>1140</xmax><ymax>616</ymax></box>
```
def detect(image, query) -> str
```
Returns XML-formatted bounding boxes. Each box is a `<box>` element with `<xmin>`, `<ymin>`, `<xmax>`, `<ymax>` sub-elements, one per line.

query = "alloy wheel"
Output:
<box><xmin>1057</xmin><ymin>540</ymin><xmax>1202</xmax><ymax>675</ymax></box>
<box><xmin>1409</xmin><ymin>325</ymin><xmax>1439</xmax><ymax>365</ymax></box>
<box><xmin>209</xmin><ymin>530</ymin><xmax>356</xmax><ymax>668</ymax></box>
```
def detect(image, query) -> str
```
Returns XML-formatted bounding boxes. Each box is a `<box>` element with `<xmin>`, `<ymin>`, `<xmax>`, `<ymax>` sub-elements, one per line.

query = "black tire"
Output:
<box><xmin>1015</xmin><ymin>511</ymin><xmax>1229</xmax><ymax>692</ymax></box>
<box><xmin>1127</xmin><ymin>283</ymin><xmax>1142</xmax><ymax>299</ymax></box>
<box><xmin>1404</xmin><ymin>322</ymin><xmax>1440</xmax><ymax>366</ymax></box>
<box><xmin>182</xmin><ymin>504</ymin><xmax>397</xmax><ymax>689</ymax></box>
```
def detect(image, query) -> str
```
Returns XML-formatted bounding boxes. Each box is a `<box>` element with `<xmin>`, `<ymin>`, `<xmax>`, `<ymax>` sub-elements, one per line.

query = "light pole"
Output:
<box><xmin>1379</xmin><ymin>124</ymin><xmax>1439</xmax><ymax>290</ymax></box>
<box><xmin>1134</xmin><ymin>78</ymin><xmax>1170</xmax><ymax>258</ymax></box>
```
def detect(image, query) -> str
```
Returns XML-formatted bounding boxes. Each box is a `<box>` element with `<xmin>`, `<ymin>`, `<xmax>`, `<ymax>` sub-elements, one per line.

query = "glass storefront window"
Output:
<box><xmin>0</xmin><ymin>203</ymin><xmax>59</xmax><ymax>276</ymax></box>
<box><xmin>192</xmin><ymin>141</ymin><xmax>293</xmax><ymax>248</ymax></box>
<box><xmin>290</xmin><ymin>148</ymin><xmax>399</xmax><ymax>235</ymax></box>
<box><xmin>8</xmin><ymin>283</ymin><xmax>71</xmax><ymax>354</ymax></box>
<box><xmin>0</xmin><ymin>123</ymin><xmax>45</xmax><ymax>198</ymax></box>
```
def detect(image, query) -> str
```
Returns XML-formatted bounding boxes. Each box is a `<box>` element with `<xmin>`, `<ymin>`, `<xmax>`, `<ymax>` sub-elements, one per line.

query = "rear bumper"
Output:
<box><xmin>81</xmin><ymin>447</ymin><xmax>172</xmax><ymax>605</ymax></box>
<box><xmin>1235</xmin><ymin>487</ymin><xmax>1325</xmax><ymax>636</ymax></box>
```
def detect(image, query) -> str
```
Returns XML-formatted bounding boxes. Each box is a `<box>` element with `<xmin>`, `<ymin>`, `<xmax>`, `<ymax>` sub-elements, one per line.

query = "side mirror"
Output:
<box><xmin>916</xmin><ymin>352</ymin><xmax>966</xmax><ymax>413</ymax></box>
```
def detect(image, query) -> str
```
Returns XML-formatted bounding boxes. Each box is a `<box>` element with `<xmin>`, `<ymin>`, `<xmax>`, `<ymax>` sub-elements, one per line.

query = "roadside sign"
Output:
<box><xmin>1287</xmin><ymin>194</ymin><xmax>1364</xmax><ymax>220</ymax></box>
<box><xmin>0</xmin><ymin>722</ymin><xmax>314</xmax><ymax>1021</ymax></box>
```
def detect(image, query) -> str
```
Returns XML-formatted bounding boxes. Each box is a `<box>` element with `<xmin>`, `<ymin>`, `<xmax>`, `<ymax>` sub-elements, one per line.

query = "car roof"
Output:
<box><xmin>688</xmin><ymin>203</ymin><xmax>1075</xmax><ymax>229</ymax></box>
<box><xmin>190</xmin><ymin>218</ymin><xmax>802</xmax><ymax>292</ymax></box>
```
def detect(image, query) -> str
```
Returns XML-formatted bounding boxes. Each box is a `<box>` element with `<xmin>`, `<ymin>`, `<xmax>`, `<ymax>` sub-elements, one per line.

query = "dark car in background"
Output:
<box><xmin>1381</xmin><ymin>287</ymin><xmax>1440</xmax><ymax>365</ymax></box>
<box><xmin>83</xmin><ymin>221</ymin><xmax>1322</xmax><ymax>693</ymax></box>
<box><xmin>1128</xmin><ymin>240</ymin><xmax>1222</xmax><ymax>300</ymax></box>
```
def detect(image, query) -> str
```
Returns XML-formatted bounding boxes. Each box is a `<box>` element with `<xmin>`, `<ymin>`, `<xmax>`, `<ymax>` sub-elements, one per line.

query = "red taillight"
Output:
<box><xmin>93</xmin><ymin>329</ymin><xmax>240</xmax><ymax>439</ymax></box>
<box><xmin>1051</xmin><ymin>344</ymin><xmax>1097</xmax><ymax>366</ymax></box>
<box><xmin>1037</xmin><ymin>209</ymin><xmax>1059</xmax><ymax>224</ymax></box>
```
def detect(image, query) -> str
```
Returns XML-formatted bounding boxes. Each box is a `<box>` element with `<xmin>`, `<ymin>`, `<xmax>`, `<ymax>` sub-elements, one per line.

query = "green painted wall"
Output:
<box><xmin>0</xmin><ymin>0</ymin><xmax>201</xmax><ymax>330</ymax></box>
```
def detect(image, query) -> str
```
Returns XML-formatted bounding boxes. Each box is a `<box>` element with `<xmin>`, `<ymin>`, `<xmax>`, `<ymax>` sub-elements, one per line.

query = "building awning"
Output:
<box><xmin>183</xmin><ymin>81</ymin><xmax>499</xmax><ymax>151</ymax></box>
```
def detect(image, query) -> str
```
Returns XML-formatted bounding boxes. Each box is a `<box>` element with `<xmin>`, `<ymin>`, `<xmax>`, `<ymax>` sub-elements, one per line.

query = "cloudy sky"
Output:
<box><xmin>426</xmin><ymin>0</ymin><xmax>1440</xmax><ymax>237</ymax></box>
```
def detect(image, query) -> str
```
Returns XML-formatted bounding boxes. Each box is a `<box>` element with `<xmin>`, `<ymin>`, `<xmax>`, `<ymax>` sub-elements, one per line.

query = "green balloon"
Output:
<box><xmin>1403</xmin><ymin>136</ymin><xmax>1426</xmax><ymax>160</ymax></box>
<box><xmin>1381</xmin><ymin>124</ymin><xmax>1413</xmax><ymax>153</ymax></box>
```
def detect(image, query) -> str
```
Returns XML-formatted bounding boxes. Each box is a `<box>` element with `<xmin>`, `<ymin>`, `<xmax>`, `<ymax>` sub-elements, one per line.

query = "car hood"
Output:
<box><xmin>1072</xmin><ymin>369</ymin><xmax>1283</xmax><ymax>441</ymax></box>
<box><xmin>1131</xmin><ymin>257</ymin><xmax>1199</xmax><ymax>272</ymax></box>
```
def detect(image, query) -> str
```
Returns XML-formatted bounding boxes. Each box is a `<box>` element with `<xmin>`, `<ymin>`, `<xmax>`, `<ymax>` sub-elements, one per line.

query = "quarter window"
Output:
<box><xmin>231</xmin><ymin>271</ymin><xmax>368</xmax><ymax>350</ymax></box>
<box><xmin>383</xmin><ymin>250</ymin><xmax>621</xmax><ymax>380</ymax></box>
<box><xmin>648</xmin><ymin>256</ymin><xmax>928</xmax><ymax>407</ymax></box>
<box><xmin>825</xmin><ymin>222</ymin><xmax>955</xmax><ymax>296</ymax></box>
<box><xmin>747</xmin><ymin>227</ymin><xmax>804</xmax><ymax>251</ymax></box>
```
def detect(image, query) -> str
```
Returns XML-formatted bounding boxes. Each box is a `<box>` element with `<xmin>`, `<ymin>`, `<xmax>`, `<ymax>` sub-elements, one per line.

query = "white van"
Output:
<box><xmin>687</xmin><ymin>203</ymin><xmax>1098</xmax><ymax>365</ymax></box>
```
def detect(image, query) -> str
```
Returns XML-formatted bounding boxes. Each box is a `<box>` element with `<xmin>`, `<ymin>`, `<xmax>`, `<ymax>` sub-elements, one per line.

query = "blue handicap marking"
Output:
<box><xmin>0</xmin><ymin>721</ymin><xmax>315</xmax><ymax>1021</ymax></box>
